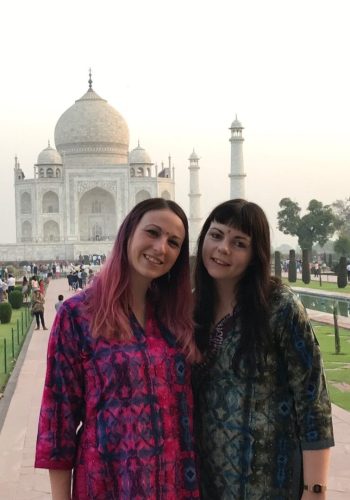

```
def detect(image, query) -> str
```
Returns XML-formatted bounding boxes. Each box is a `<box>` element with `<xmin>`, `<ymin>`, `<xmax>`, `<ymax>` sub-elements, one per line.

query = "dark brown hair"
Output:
<box><xmin>194</xmin><ymin>199</ymin><xmax>279</xmax><ymax>375</ymax></box>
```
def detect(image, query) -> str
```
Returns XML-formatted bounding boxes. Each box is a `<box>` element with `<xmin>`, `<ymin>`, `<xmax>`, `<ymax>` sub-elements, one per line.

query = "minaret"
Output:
<box><xmin>229</xmin><ymin>115</ymin><xmax>246</xmax><ymax>199</ymax></box>
<box><xmin>14</xmin><ymin>155</ymin><xmax>25</xmax><ymax>181</ymax></box>
<box><xmin>188</xmin><ymin>149</ymin><xmax>202</xmax><ymax>255</ymax></box>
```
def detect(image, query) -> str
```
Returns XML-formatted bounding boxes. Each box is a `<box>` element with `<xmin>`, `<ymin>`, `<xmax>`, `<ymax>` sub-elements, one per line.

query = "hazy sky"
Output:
<box><xmin>1</xmin><ymin>0</ymin><xmax>349</xmax><ymax>247</ymax></box>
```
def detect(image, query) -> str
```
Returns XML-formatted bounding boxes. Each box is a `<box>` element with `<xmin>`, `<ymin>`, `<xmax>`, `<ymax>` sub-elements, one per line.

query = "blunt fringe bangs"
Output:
<box><xmin>194</xmin><ymin>198</ymin><xmax>276</xmax><ymax>374</ymax></box>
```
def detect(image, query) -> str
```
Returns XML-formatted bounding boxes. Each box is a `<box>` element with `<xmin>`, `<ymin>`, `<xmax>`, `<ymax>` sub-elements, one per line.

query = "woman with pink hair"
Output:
<box><xmin>35</xmin><ymin>198</ymin><xmax>200</xmax><ymax>499</ymax></box>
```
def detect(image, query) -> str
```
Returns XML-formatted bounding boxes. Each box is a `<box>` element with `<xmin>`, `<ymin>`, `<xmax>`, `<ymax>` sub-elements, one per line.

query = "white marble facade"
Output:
<box><xmin>1</xmin><ymin>75</ymin><xmax>247</xmax><ymax>262</ymax></box>
<box><xmin>9</xmin><ymin>77</ymin><xmax>175</xmax><ymax>261</ymax></box>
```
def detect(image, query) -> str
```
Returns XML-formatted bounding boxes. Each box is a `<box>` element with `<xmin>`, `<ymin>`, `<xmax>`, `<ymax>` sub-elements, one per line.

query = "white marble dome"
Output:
<box><xmin>54</xmin><ymin>87</ymin><xmax>129</xmax><ymax>157</ymax></box>
<box><xmin>129</xmin><ymin>142</ymin><xmax>152</xmax><ymax>165</ymax></box>
<box><xmin>37</xmin><ymin>143</ymin><xmax>62</xmax><ymax>165</ymax></box>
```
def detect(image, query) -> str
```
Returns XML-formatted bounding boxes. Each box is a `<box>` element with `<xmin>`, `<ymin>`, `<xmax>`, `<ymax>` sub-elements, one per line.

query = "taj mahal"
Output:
<box><xmin>0</xmin><ymin>73</ymin><xmax>246</xmax><ymax>262</ymax></box>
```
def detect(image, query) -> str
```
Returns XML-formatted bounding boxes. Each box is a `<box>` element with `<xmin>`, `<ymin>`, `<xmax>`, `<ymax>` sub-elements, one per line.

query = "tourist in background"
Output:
<box><xmin>39</xmin><ymin>278</ymin><xmax>45</xmax><ymax>295</ymax></box>
<box><xmin>35</xmin><ymin>198</ymin><xmax>200</xmax><ymax>499</ymax></box>
<box><xmin>0</xmin><ymin>277</ymin><xmax>6</xmax><ymax>302</ymax></box>
<box><xmin>31</xmin><ymin>289</ymin><xmax>47</xmax><ymax>331</ymax></box>
<box><xmin>55</xmin><ymin>294</ymin><xmax>64</xmax><ymax>312</ymax></box>
<box><xmin>31</xmin><ymin>275</ymin><xmax>39</xmax><ymax>290</ymax></box>
<box><xmin>22</xmin><ymin>276</ymin><xmax>29</xmax><ymax>304</ymax></box>
<box><xmin>7</xmin><ymin>274</ymin><xmax>16</xmax><ymax>294</ymax></box>
<box><xmin>192</xmin><ymin>199</ymin><xmax>334</xmax><ymax>499</ymax></box>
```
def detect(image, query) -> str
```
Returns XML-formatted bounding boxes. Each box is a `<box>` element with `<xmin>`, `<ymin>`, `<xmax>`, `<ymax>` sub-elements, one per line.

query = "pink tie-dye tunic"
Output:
<box><xmin>35</xmin><ymin>292</ymin><xmax>199</xmax><ymax>499</ymax></box>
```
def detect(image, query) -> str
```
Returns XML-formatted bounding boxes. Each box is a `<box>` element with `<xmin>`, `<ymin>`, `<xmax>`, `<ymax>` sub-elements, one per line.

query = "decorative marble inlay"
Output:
<box><xmin>76</xmin><ymin>180</ymin><xmax>118</xmax><ymax>195</ymax></box>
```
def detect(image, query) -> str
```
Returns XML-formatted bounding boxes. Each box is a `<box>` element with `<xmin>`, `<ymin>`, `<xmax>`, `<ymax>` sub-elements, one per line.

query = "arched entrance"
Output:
<box><xmin>42</xmin><ymin>191</ymin><xmax>59</xmax><ymax>213</ymax></box>
<box><xmin>79</xmin><ymin>187</ymin><xmax>116</xmax><ymax>241</ymax></box>
<box><xmin>22</xmin><ymin>220</ymin><xmax>32</xmax><ymax>242</ymax></box>
<box><xmin>43</xmin><ymin>220</ymin><xmax>60</xmax><ymax>242</ymax></box>
<box><xmin>135</xmin><ymin>190</ymin><xmax>151</xmax><ymax>204</ymax></box>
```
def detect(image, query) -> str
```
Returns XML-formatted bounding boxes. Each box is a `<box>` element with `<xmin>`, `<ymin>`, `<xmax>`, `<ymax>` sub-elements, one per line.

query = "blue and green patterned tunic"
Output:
<box><xmin>193</xmin><ymin>285</ymin><xmax>334</xmax><ymax>500</ymax></box>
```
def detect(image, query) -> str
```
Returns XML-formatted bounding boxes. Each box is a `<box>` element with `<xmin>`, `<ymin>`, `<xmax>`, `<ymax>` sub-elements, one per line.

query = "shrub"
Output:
<box><xmin>288</xmin><ymin>250</ymin><xmax>297</xmax><ymax>282</ymax></box>
<box><xmin>0</xmin><ymin>302</ymin><xmax>12</xmax><ymax>324</ymax></box>
<box><xmin>274</xmin><ymin>251</ymin><xmax>281</xmax><ymax>278</ymax></box>
<box><xmin>302</xmin><ymin>249</ymin><xmax>310</xmax><ymax>284</ymax></box>
<box><xmin>8</xmin><ymin>290</ymin><xmax>23</xmax><ymax>309</ymax></box>
<box><xmin>337</xmin><ymin>256</ymin><xmax>347</xmax><ymax>288</ymax></box>
<box><xmin>328</xmin><ymin>254</ymin><xmax>333</xmax><ymax>268</ymax></box>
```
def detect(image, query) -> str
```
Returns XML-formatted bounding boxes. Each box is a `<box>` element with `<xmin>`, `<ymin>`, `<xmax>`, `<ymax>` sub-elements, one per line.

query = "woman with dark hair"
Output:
<box><xmin>192</xmin><ymin>199</ymin><xmax>334</xmax><ymax>499</ymax></box>
<box><xmin>35</xmin><ymin>198</ymin><xmax>200</xmax><ymax>500</ymax></box>
<box><xmin>31</xmin><ymin>289</ymin><xmax>48</xmax><ymax>330</ymax></box>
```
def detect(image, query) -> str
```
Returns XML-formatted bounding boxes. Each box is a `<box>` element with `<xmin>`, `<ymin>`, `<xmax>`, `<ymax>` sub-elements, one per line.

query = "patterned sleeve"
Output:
<box><xmin>35</xmin><ymin>301</ymin><xmax>84</xmax><ymax>469</ymax></box>
<box><xmin>275</xmin><ymin>288</ymin><xmax>335</xmax><ymax>451</ymax></box>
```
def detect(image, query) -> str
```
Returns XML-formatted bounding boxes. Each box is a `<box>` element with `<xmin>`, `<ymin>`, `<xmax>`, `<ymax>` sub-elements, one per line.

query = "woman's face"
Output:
<box><xmin>202</xmin><ymin>221</ymin><xmax>253</xmax><ymax>286</ymax></box>
<box><xmin>127</xmin><ymin>209</ymin><xmax>186</xmax><ymax>287</ymax></box>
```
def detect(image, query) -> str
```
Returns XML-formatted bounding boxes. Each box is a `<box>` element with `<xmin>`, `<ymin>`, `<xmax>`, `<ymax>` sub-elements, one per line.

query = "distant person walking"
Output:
<box><xmin>55</xmin><ymin>295</ymin><xmax>64</xmax><ymax>312</ymax></box>
<box><xmin>31</xmin><ymin>289</ymin><xmax>47</xmax><ymax>331</ymax></box>
<box><xmin>7</xmin><ymin>274</ymin><xmax>16</xmax><ymax>294</ymax></box>
<box><xmin>22</xmin><ymin>276</ymin><xmax>29</xmax><ymax>304</ymax></box>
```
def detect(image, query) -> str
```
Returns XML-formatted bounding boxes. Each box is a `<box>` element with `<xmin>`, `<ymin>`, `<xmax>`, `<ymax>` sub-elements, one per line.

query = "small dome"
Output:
<box><xmin>129</xmin><ymin>142</ymin><xmax>152</xmax><ymax>165</ymax></box>
<box><xmin>36</xmin><ymin>143</ymin><xmax>62</xmax><ymax>165</ymax></box>
<box><xmin>189</xmin><ymin>149</ymin><xmax>199</xmax><ymax>161</ymax></box>
<box><xmin>230</xmin><ymin>115</ymin><xmax>243</xmax><ymax>129</ymax></box>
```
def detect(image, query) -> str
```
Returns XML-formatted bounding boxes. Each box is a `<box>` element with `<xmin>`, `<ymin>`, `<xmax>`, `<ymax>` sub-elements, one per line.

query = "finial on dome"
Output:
<box><xmin>137</xmin><ymin>139</ymin><xmax>140</xmax><ymax>147</ymax></box>
<box><xmin>48</xmin><ymin>140</ymin><xmax>50</xmax><ymax>148</ymax></box>
<box><xmin>88</xmin><ymin>68</ymin><xmax>93</xmax><ymax>90</ymax></box>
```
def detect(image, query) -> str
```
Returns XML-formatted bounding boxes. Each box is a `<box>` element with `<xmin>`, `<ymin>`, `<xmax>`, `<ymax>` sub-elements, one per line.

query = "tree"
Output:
<box><xmin>337</xmin><ymin>256</ymin><xmax>347</xmax><ymax>288</ymax></box>
<box><xmin>277</xmin><ymin>198</ymin><xmax>340</xmax><ymax>250</ymax></box>
<box><xmin>328</xmin><ymin>254</ymin><xmax>333</xmax><ymax>268</ymax></box>
<box><xmin>334</xmin><ymin>236</ymin><xmax>350</xmax><ymax>257</ymax></box>
<box><xmin>274</xmin><ymin>251</ymin><xmax>281</xmax><ymax>278</ymax></box>
<box><xmin>288</xmin><ymin>250</ymin><xmax>297</xmax><ymax>282</ymax></box>
<box><xmin>302</xmin><ymin>249</ymin><xmax>310</xmax><ymax>284</ymax></box>
<box><xmin>332</xmin><ymin>197</ymin><xmax>350</xmax><ymax>236</ymax></box>
<box><xmin>333</xmin><ymin>302</ymin><xmax>341</xmax><ymax>354</ymax></box>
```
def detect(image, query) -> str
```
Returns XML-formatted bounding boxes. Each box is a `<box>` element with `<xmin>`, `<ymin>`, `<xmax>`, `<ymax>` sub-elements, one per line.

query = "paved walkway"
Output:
<box><xmin>0</xmin><ymin>279</ymin><xmax>74</xmax><ymax>499</ymax></box>
<box><xmin>0</xmin><ymin>279</ymin><xmax>349</xmax><ymax>498</ymax></box>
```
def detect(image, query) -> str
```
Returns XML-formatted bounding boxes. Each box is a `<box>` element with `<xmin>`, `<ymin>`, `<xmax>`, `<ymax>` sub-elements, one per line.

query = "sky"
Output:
<box><xmin>0</xmin><ymin>0</ymin><xmax>349</xmax><ymax>248</ymax></box>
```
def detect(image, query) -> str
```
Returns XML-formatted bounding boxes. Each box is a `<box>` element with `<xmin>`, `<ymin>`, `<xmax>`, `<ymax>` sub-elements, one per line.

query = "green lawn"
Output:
<box><xmin>0</xmin><ymin>306</ymin><xmax>33</xmax><ymax>391</ymax></box>
<box><xmin>1</xmin><ymin>306</ymin><xmax>349</xmax><ymax>413</ymax></box>
<box><xmin>282</xmin><ymin>278</ymin><xmax>350</xmax><ymax>294</ymax></box>
<box><xmin>312</xmin><ymin>321</ymin><xmax>350</xmax><ymax>411</ymax></box>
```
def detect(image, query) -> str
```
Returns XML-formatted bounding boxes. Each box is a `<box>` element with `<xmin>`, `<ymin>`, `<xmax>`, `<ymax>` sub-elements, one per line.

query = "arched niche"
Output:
<box><xmin>79</xmin><ymin>187</ymin><xmax>116</xmax><ymax>241</ymax></box>
<box><xmin>135</xmin><ymin>190</ymin><xmax>151</xmax><ymax>204</ymax></box>
<box><xmin>136</xmin><ymin>167</ymin><xmax>144</xmax><ymax>177</ymax></box>
<box><xmin>42</xmin><ymin>191</ymin><xmax>59</xmax><ymax>213</ymax></box>
<box><xmin>161</xmin><ymin>190</ymin><xmax>171</xmax><ymax>200</ymax></box>
<box><xmin>21</xmin><ymin>220</ymin><xmax>32</xmax><ymax>241</ymax></box>
<box><xmin>43</xmin><ymin>220</ymin><xmax>60</xmax><ymax>242</ymax></box>
<box><xmin>21</xmin><ymin>192</ymin><xmax>32</xmax><ymax>214</ymax></box>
